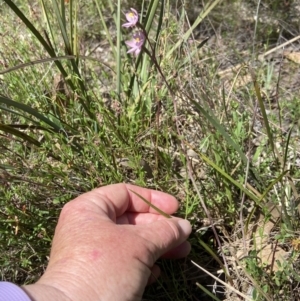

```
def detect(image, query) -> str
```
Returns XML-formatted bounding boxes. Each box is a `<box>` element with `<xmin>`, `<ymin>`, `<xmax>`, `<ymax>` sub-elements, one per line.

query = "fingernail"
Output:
<box><xmin>177</xmin><ymin>219</ymin><xmax>192</xmax><ymax>236</ymax></box>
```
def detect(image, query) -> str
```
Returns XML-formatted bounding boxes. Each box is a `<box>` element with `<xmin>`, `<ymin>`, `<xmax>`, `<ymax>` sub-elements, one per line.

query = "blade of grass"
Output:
<box><xmin>198</xmin><ymin>238</ymin><xmax>229</xmax><ymax>278</ymax></box>
<box><xmin>51</xmin><ymin>0</ymin><xmax>93</xmax><ymax>113</ymax></box>
<box><xmin>94</xmin><ymin>0</ymin><xmax>116</xmax><ymax>58</ymax></box>
<box><xmin>195</xmin><ymin>150</ymin><xmax>259</xmax><ymax>202</ymax></box>
<box><xmin>116</xmin><ymin>0</ymin><xmax>121</xmax><ymax>95</ymax></box>
<box><xmin>71</xmin><ymin>0</ymin><xmax>79</xmax><ymax>59</ymax></box>
<box><xmin>195</xmin><ymin>282</ymin><xmax>222</xmax><ymax>301</ymax></box>
<box><xmin>190</xmin><ymin>99</ymin><xmax>248</xmax><ymax>166</ymax></box>
<box><xmin>192</xmin><ymin>260</ymin><xmax>253</xmax><ymax>301</ymax></box>
<box><xmin>4</xmin><ymin>124</ymin><xmax>53</xmax><ymax>133</ymax></box>
<box><xmin>139</xmin><ymin>0</ymin><xmax>164</xmax><ymax>95</ymax></box>
<box><xmin>0</xmin><ymin>105</ymin><xmax>50</xmax><ymax>128</ymax></box>
<box><xmin>154</xmin><ymin>0</ymin><xmax>164</xmax><ymax>48</ymax></box>
<box><xmin>144</xmin><ymin>0</ymin><xmax>160</xmax><ymax>33</ymax></box>
<box><xmin>0</xmin><ymin>55</ymin><xmax>114</xmax><ymax>75</ymax></box>
<box><xmin>250</xmin><ymin>67</ymin><xmax>277</xmax><ymax>157</ymax></box>
<box><xmin>61</xmin><ymin>0</ymin><xmax>66</xmax><ymax>36</ymax></box>
<box><xmin>69</xmin><ymin>0</ymin><xmax>73</xmax><ymax>53</ymax></box>
<box><xmin>0</xmin><ymin>100</ymin><xmax>81</xmax><ymax>151</ymax></box>
<box><xmin>0</xmin><ymin>95</ymin><xmax>63</xmax><ymax>132</ymax></box>
<box><xmin>257</xmin><ymin>170</ymin><xmax>289</xmax><ymax>204</ymax></box>
<box><xmin>283</xmin><ymin>126</ymin><xmax>294</xmax><ymax>170</ymax></box>
<box><xmin>189</xmin><ymin>94</ymin><xmax>262</xmax><ymax>186</ymax></box>
<box><xmin>128</xmin><ymin>189</ymin><xmax>171</xmax><ymax>218</ymax></box>
<box><xmin>0</xmin><ymin>124</ymin><xmax>41</xmax><ymax>146</ymax></box>
<box><xmin>52</xmin><ymin>0</ymin><xmax>71</xmax><ymax>53</ymax></box>
<box><xmin>3</xmin><ymin>0</ymin><xmax>67</xmax><ymax>78</ymax></box>
<box><xmin>179</xmin><ymin>37</ymin><xmax>210</xmax><ymax>69</ymax></box>
<box><xmin>40</xmin><ymin>0</ymin><xmax>58</xmax><ymax>52</ymax></box>
<box><xmin>4</xmin><ymin>0</ymin><xmax>94</xmax><ymax>119</ymax></box>
<box><xmin>166</xmin><ymin>0</ymin><xmax>223</xmax><ymax>59</ymax></box>
<box><xmin>107</xmin><ymin>0</ymin><xmax>117</xmax><ymax>24</ymax></box>
<box><xmin>244</xmin><ymin>169</ymin><xmax>290</xmax><ymax>235</ymax></box>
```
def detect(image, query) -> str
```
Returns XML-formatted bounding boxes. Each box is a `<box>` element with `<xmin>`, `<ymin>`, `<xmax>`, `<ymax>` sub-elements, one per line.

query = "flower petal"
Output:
<box><xmin>127</xmin><ymin>47</ymin><xmax>137</xmax><ymax>54</ymax></box>
<box><xmin>125</xmin><ymin>40</ymin><xmax>137</xmax><ymax>47</ymax></box>
<box><xmin>134</xmin><ymin>48</ymin><xmax>141</xmax><ymax>56</ymax></box>
<box><xmin>130</xmin><ymin>8</ymin><xmax>138</xmax><ymax>15</ymax></box>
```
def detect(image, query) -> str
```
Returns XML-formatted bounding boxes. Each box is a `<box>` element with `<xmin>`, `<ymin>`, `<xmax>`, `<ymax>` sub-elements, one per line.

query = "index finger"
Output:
<box><xmin>93</xmin><ymin>183</ymin><xmax>179</xmax><ymax>217</ymax></box>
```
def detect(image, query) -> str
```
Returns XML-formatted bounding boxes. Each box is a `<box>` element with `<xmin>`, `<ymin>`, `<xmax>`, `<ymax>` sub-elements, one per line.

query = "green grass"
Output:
<box><xmin>1</xmin><ymin>0</ymin><xmax>300</xmax><ymax>300</ymax></box>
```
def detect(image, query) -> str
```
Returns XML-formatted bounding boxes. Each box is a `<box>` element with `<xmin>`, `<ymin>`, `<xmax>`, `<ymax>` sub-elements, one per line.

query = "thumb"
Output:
<box><xmin>139</xmin><ymin>218</ymin><xmax>192</xmax><ymax>261</ymax></box>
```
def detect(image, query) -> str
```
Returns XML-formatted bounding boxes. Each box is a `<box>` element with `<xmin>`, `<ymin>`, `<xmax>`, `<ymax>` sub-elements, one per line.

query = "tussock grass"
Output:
<box><xmin>1</xmin><ymin>0</ymin><xmax>300</xmax><ymax>300</ymax></box>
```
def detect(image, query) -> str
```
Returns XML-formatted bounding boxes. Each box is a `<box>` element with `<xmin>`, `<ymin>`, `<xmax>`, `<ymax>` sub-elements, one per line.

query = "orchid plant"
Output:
<box><xmin>122</xmin><ymin>8</ymin><xmax>139</xmax><ymax>28</ymax></box>
<box><xmin>122</xmin><ymin>8</ymin><xmax>146</xmax><ymax>56</ymax></box>
<box><xmin>122</xmin><ymin>8</ymin><xmax>167</xmax><ymax>86</ymax></box>
<box><xmin>125</xmin><ymin>30</ymin><xmax>146</xmax><ymax>56</ymax></box>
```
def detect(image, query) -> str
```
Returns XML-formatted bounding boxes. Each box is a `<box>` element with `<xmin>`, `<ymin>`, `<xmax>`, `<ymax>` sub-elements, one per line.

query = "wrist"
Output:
<box><xmin>22</xmin><ymin>283</ymin><xmax>72</xmax><ymax>301</ymax></box>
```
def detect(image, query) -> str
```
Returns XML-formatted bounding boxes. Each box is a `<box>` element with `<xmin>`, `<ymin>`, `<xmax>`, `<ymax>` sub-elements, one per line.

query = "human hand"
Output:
<box><xmin>23</xmin><ymin>183</ymin><xmax>192</xmax><ymax>301</ymax></box>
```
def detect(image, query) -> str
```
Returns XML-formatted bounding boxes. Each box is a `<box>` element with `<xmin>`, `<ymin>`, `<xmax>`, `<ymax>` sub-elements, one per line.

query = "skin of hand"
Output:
<box><xmin>22</xmin><ymin>183</ymin><xmax>192</xmax><ymax>301</ymax></box>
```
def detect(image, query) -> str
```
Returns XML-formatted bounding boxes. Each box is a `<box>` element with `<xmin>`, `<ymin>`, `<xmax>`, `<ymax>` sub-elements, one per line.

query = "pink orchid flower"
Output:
<box><xmin>122</xmin><ymin>8</ymin><xmax>139</xmax><ymax>28</ymax></box>
<box><xmin>125</xmin><ymin>30</ymin><xmax>145</xmax><ymax>56</ymax></box>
